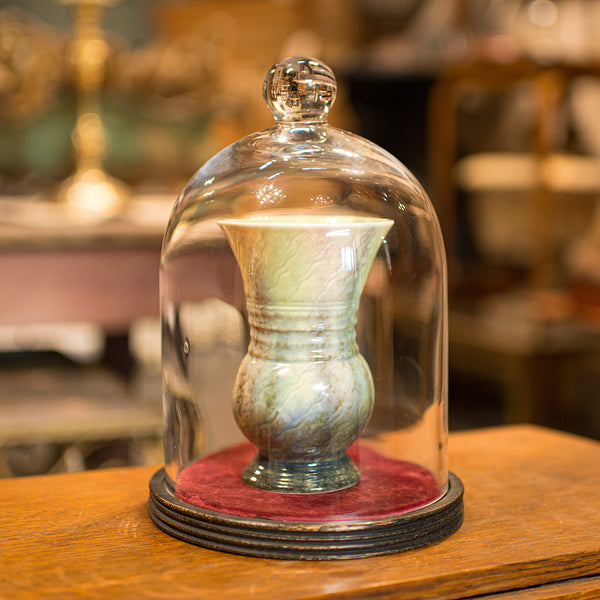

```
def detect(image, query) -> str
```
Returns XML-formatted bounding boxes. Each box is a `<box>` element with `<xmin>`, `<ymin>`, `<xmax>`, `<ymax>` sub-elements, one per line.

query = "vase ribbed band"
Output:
<box><xmin>247</xmin><ymin>300</ymin><xmax>358</xmax><ymax>361</ymax></box>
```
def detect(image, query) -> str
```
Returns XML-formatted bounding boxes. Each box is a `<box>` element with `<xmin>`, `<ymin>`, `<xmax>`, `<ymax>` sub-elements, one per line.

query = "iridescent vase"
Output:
<box><xmin>219</xmin><ymin>215</ymin><xmax>392</xmax><ymax>493</ymax></box>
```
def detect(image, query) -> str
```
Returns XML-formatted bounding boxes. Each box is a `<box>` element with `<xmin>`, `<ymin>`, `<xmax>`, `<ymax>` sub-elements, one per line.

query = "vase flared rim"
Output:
<box><xmin>218</xmin><ymin>215</ymin><xmax>394</xmax><ymax>229</ymax></box>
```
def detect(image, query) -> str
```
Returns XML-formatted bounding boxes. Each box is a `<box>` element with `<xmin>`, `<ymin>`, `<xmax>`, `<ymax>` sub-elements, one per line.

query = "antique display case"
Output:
<box><xmin>149</xmin><ymin>57</ymin><xmax>463</xmax><ymax>559</ymax></box>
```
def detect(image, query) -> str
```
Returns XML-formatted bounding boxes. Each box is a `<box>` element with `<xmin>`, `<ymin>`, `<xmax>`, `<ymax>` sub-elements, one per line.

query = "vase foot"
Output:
<box><xmin>242</xmin><ymin>452</ymin><xmax>360</xmax><ymax>494</ymax></box>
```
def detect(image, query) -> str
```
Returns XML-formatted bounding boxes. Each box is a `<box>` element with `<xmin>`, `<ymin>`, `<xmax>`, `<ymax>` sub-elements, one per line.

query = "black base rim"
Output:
<box><xmin>148</xmin><ymin>468</ymin><xmax>464</xmax><ymax>560</ymax></box>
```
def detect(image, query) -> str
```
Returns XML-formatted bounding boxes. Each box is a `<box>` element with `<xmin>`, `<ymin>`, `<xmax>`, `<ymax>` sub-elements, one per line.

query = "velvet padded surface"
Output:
<box><xmin>175</xmin><ymin>443</ymin><xmax>442</xmax><ymax>522</ymax></box>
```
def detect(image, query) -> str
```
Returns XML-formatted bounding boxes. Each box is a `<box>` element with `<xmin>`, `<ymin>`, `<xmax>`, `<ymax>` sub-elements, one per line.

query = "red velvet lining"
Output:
<box><xmin>175</xmin><ymin>443</ymin><xmax>442</xmax><ymax>522</ymax></box>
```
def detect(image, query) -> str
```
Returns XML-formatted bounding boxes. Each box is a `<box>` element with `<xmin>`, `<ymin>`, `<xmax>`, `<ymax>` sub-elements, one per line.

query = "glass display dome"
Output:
<box><xmin>149</xmin><ymin>57</ymin><xmax>463</xmax><ymax>559</ymax></box>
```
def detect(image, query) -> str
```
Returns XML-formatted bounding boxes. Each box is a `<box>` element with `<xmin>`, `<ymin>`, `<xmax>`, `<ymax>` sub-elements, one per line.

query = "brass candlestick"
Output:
<box><xmin>57</xmin><ymin>0</ymin><xmax>129</xmax><ymax>220</ymax></box>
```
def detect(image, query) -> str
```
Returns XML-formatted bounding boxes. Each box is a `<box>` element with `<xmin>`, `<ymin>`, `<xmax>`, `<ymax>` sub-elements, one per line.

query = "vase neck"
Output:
<box><xmin>218</xmin><ymin>216</ymin><xmax>394</xmax><ymax>362</ymax></box>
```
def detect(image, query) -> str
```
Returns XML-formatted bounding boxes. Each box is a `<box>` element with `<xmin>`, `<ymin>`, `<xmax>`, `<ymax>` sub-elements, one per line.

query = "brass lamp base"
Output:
<box><xmin>57</xmin><ymin>168</ymin><xmax>129</xmax><ymax>221</ymax></box>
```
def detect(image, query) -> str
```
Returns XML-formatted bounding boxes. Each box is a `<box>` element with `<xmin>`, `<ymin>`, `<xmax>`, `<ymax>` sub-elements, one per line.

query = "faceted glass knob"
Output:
<box><xmin>263</xmin><ymin>56</ymin><xmax>337</xmax><ymax>123</ymax></box>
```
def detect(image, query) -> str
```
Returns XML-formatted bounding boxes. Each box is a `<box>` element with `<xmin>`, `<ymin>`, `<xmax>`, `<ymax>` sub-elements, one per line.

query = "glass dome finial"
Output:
<box><xmin>263</xmin><ymin>56</ymin><xmax>337</xmax><ymax>123</ymax></box>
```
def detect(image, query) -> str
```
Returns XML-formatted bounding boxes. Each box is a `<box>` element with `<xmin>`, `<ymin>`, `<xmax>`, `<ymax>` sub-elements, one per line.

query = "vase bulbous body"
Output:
<box><xmin>219</xmin><ymin>215</ymin><xmax>393</xmax><ymax>493</ymax></box>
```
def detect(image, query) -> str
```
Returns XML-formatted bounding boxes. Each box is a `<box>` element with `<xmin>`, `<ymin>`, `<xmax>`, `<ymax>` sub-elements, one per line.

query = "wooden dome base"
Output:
<box><xmin>148</xmin><ymin>468</ymin><xmax>463</xmax><ymax>560</ymax></box>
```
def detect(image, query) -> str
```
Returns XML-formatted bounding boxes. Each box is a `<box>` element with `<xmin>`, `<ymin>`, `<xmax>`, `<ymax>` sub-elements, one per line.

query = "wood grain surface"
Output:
<box><xmin>2</xmin><ymin>425</ymin><xmax>600</xmax><ymax>599</ymax></box>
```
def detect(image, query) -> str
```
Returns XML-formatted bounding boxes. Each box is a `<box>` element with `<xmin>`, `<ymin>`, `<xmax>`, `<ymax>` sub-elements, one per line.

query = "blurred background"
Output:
<box><xmin>2</xmin><ymin>0</ymin><xmax>600</xmax><ymax>477</ymax></box>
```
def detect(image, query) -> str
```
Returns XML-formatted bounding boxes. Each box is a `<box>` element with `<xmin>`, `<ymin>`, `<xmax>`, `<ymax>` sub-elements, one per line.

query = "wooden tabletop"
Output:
<box><xmin>0</xmin><ymin>196</ymin><xmax>172</xmax><ymax>252</ymax></box>
<box><xmin>2</xmin><ymin>425</ymin><xmax>600</xmax><ymax>599</ymax></box>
